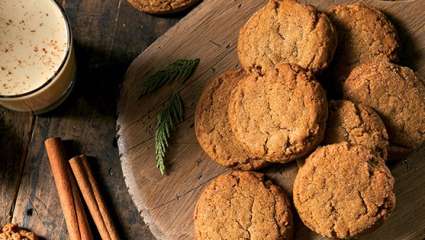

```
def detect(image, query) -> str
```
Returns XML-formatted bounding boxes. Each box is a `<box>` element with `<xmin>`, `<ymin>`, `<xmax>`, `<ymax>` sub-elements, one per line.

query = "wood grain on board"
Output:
<box><xmin>117</xmin><ymin>0</ymin><xmax>425</xmax><ymax>239</ymax></box>
<box><xmin>0</xmin><ymin>112</ymin><xmax>33</xmax><ymax>226</ymax></box>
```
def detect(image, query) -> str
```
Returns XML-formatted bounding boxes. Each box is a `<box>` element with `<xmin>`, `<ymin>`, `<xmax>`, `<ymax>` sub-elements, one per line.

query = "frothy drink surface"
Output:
<box><xmin>0</xmin><ymin>0</ymin><xmax>69</xmax><ymax>96</ymax></box>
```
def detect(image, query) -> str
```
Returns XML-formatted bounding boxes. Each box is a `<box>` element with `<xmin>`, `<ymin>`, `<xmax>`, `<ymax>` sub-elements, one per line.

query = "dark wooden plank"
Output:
<box><xmin>0</xmin><ymin>111</ymin><xmax>33</xmax><ymax>226</ymax></box>
<box><xmin>9</xmin><ymin>0</ymin><xmax>179</xmax><ymax>239</ymax></box>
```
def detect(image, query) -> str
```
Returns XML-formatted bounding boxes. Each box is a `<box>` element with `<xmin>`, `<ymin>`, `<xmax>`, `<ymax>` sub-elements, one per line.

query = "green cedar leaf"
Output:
<box><xmin>140</xmin><ymin>59</ymin><xmax>200</xmax><ymax>98</ymax></box>
<box><xmin>154</xmin><ymin>93</ymin><xmax>184</xmax><ymax>175</ymax></box>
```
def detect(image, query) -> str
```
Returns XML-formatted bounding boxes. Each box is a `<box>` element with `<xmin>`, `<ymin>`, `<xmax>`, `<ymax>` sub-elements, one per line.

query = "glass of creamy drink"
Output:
<box><xmin>0</xmin><ymin>0</ymin><xmax>75</xmax><ymax>114</ymax></box>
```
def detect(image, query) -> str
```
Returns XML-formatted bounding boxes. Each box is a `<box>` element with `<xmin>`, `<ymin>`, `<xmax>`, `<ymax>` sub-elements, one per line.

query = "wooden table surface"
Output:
<box><xmin>0</xmin><ymin>0</ymin><xmax>182</xmax><ymax>239</ymax></box>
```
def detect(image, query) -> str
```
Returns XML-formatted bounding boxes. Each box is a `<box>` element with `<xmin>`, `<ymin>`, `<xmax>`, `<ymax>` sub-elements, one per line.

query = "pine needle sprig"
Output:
<box><xmin>155</xmin><ymin>93</ymin><xmax>184</xmax><ymax>175</ymax></box>
<box><xmin>139</xmin><ymin>59</ymin><xmax>200</xmax><ymax>98</ymax></box>
<box><xmin>140</xmin><ymin>58</ymin><xmax>200</xmax><ymax>175</ymax></box>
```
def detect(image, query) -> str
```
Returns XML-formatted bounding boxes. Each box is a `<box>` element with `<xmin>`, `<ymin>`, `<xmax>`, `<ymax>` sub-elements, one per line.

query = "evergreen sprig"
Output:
<box><xmin>139</xmin><ymin>58</ymin><xmax>199</xmax><ymax>175</ymax></box>
<box><xmin>139</xmin><ymin>59</ymin><xmax>200</xmax><ymax>98</ymax></box>
<box><xmin>155</xmin><ymin>94</ymin><xmax>184</xmax><ymax>175</ymax></box>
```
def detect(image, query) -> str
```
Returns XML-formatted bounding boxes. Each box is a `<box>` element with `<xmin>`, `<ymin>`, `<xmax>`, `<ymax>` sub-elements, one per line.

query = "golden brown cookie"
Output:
<box><xmin>195</xmin><ymin>69</ymin><xmax>267</xmax><ymax>170</ymax></box>
<box><xmin>238</xmin><ymin>0</ymin><xmax>337</xmax><ymax>75</ymax></box>
<box><xmin>127</xmin><ymin>0</ymin><xmax>200</xmax><ymax>14</ymax></box>
<box><xmin>228</xmin><ymin>63</ymin><xmax>328</xmax><ymax>163</ymax></box>
<box><xmin>293</xmin><ymin>143</ymin><xmax>395</xmax><ymax>239</ymax></box>
<box><xmin>0</xmin><ymin>223</ymin><xmax>38</xmax><ymax>240</ymax></box>
<box><xmin>328</xmin><ymin>3</ymin><xmax>399</xmax><ymax>84</ymax></box>
<box><xmin>343</xmin><ymin>60</ymin><xmax>425</xmax><ymax>151</ymax></box>
<box><xmin>324</xmin><ymin>100</ymin><xmax>389</xmax><ymax>160</ymax></box>
<box><xmin>194</xmin><ymin>171</ymin><xmax>293</xmax><ymax>240</ymax></box>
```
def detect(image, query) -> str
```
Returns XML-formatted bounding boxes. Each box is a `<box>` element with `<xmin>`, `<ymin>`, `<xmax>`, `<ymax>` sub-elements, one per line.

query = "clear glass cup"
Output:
<box><xmin>0</xmin><ymin>0</ymin><xmax>76</xmax><ymax>114</ymax></box>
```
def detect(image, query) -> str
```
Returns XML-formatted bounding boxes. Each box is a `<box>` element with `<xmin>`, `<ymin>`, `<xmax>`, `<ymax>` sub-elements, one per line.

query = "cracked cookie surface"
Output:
<box><xmin>228</xmin><ymin>63</ymin><xmax>328</xmax><ymax>163</ymax></box>
<box><xmin>194</xmin><ymin>171</ymin><xmax>293</xmax><ymax>240</ymax></box>
<box><xmin>324</xmin><ymin>100</ymin><xmax>389</xmax><ymax>160</ymax></box>
<box><xmin>0</xmin><ymin>223</ymin><xmax>37</xmax><ymax>240</ymax></box>
<box><xmin>238</xmin><ymin>0</ymin><xmax>337</xmax><ymax>74</ymax></box>
<box><xmin>195</xmin><ymin>69</ymin><xmax>267</xmax><ymax>170</ymax></box>
<box><xmin>293</xmin><ymin>143</ymin><xmax>395</xmax><ymax>239</ymax></box>
<box><xmin>343</xmin><ymin>60</ymin><xmax>425</xmax><ymax>150</ymax></box>
<box><xmin>328</xmin><ymin>3</ymin><xmax>399</xmax><ymax>84</ymax></box>
<box><xmin>127</xmin><ymin>0</ymin><xmax>199</xmax><ymax>14</ymax></box>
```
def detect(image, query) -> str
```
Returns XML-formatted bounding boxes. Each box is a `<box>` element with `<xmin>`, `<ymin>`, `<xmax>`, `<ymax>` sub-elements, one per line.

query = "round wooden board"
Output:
<box><xmin>117</xmin><ymin>0</ymin><xmax>425</xmax><ymax>239</ymax></box>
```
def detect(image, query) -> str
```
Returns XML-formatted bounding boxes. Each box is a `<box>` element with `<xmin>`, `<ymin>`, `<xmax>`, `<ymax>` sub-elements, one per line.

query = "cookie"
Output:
<box><xmin>343</xmin><ymin>60</ymin><xmax>425</xmax><ymax>151</ymax></box>
<box><xmin>194</xmin><ymin>171</ymin><xmax>293</xmax><ymax>240</ymax></box>
<box><xmin>195</xmin><ymin>69</ymin><xmax>266</xmax><ymax>170</ymax></box>
<box><xmin>324</xmin><ymin>100</ymin><xmax>389</xmax><ymax>160</ymax></box>
<box><xmin>127</xmin><ymin>0</ymin><xmax>199</xmax><ymax>14</ymax></box>
<box><xmin>0</xmin><ymin>223</ymin><xmax>38</xmax><ymax>240</ymax></box>
<box><xmin>228</xmin><ymin>63</ymin><xmax>328</xmax><ymax>163</ymax></box>
<box><xmin>293</xmin><ymin>143</ymin><xmax>396</xmax><ymax>239</ymax></box>
<box><xmin>328</xmin><ymin>3</ymin><xmax>399</xmax><ymax>83</ymax></box>
<box><xmin>238</xmin><ymin>0</ymin><xmax>337</xmax><ymax>75</ymax></box>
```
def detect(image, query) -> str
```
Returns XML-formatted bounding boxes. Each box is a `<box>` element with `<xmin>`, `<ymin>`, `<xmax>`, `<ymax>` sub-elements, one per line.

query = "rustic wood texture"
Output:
<box><xmin>0</xmin><ymin>112</ymin><xmax>34</xmax><ymax>226</ymax></box>
<box><xmin>0</xmin><ymin>0</ymin><xmax>180</xmax><ymax>239</ymax></box>
<box><xmin>117</xmin><ymin>0</ymin><xmax>425</xmax><ymax>239</ymax></box>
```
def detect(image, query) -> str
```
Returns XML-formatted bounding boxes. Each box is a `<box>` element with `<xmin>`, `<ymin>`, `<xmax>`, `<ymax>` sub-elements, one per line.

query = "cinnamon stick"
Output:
<box><xmin>45</xmin><ymin>137</ymin><xmax>81</xmax><ymax>240</ymax></box>
<box><xmin>69</xmin><ymin>155</ymin><xmax>112</xmax><ymax>240</ymax></box>
<box><xmin>70</xmin><ymin>173</ymin><xmax>94</xmax><ymax>240</ymax></box>
<box><xmin>80</xmin><ymin>156</ymin><xmax>120</xmax><ymax>240</ymax></box>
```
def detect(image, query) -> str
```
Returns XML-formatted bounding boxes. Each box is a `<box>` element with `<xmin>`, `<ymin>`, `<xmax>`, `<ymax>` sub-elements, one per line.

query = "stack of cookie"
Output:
<box><xmin>194</xmin><ymin>0</ymin><xmax>425</xmax><ymax>239</ymax></box>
